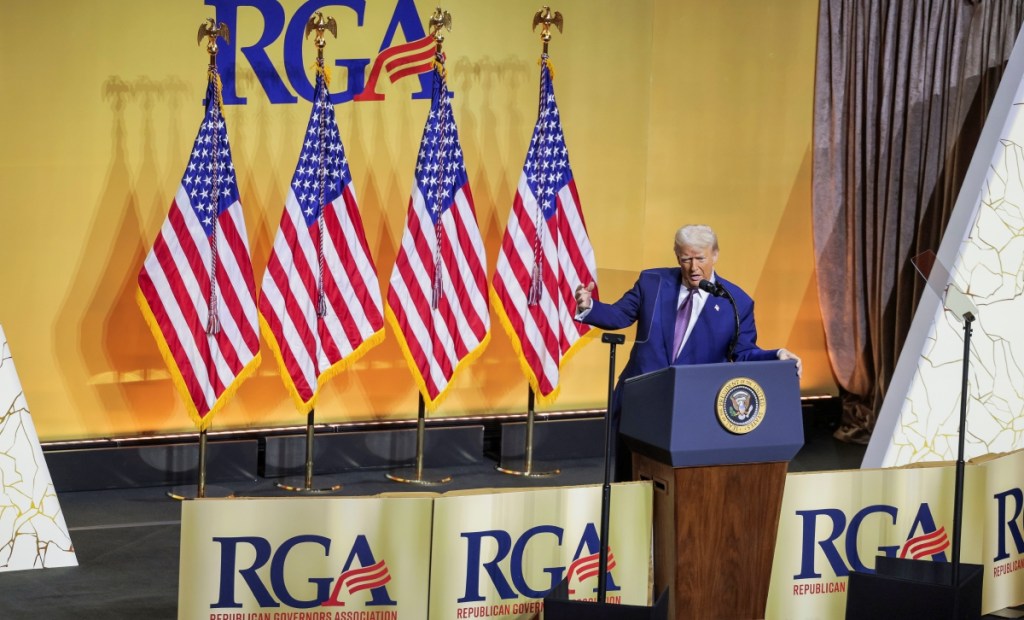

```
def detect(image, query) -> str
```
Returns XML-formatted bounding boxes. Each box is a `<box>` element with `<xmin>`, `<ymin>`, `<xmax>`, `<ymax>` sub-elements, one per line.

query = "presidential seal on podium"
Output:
<box><xmin>716</xmin><ymin>377</ymin><xmax>767</xmax><ymax>434</ymax></box>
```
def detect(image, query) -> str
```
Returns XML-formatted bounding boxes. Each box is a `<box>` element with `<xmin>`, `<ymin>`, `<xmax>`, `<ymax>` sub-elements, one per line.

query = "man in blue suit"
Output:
<box><xmin>575</xmin><ymin>224</ymin><xmax>801</xmax><ymax>480</ymax></box>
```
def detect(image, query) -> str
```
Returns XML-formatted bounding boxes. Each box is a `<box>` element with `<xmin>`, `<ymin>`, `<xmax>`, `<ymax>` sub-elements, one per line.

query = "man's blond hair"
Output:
<box><xmin>673</xmin><ymin>224</ymin><xmax>718</xmax><ymax>252</ymax></box>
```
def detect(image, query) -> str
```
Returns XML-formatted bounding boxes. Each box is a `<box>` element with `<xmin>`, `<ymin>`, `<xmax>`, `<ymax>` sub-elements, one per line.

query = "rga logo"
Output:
<box><xmin>207</xmin><ymin>0</ymin><xmax>433</xmax><ymax>104</ymax></box>
<box><xmin>212</xmin><ymin>534</ymin><xmax>398</xmax><ymax>609</ymax></box>
<box><xmin>993</xmin><ymin>487</ymin><xmax>1024</xmax><ymax>578</ymax></box>
<box><xmin>458</xmin><ymin>522</ymin><xmax>621</xmax><ymax>604</ymax></box>
<box><xmin>794</xmin><ymin>502</ymin><xmax>950</xmax><ymax>580</ymax></box>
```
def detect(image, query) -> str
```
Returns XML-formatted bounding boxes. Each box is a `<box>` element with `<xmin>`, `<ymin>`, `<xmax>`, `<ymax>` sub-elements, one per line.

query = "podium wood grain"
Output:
<box><xmin>635</xmin><ymin>455</ymin><xmax>787</xmax><ymax>620</ymax></box>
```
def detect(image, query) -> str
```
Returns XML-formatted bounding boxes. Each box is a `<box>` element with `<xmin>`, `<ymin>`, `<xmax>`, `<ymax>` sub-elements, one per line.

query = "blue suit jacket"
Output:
<box><xmin>582</xmin><ymin>268</ymin><xmax>778</xmax><ymax>388</ymax></box>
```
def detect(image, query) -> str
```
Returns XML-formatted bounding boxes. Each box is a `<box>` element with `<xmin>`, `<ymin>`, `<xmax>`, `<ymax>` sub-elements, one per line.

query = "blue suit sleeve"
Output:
<box><xmin>731</xmin><ymin>298</ymin><xmax>778</xmax><ymax>362</ymax></box>
<box><xmin>579</xmin><ymin>277</ymin><xmax>644</xmax><ymax>331</ymax></box>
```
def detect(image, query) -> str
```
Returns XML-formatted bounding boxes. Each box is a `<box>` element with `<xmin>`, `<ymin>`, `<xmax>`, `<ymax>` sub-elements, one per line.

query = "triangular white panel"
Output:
<box><xmin>0</xmin><ymin>324</ymin><xmax>77</xmax><ymax>571</ymax></box>
<box><xmin>865</xmin><ymin>29</ymin><xmax>1024</xmax><ymax>468</ymax></box>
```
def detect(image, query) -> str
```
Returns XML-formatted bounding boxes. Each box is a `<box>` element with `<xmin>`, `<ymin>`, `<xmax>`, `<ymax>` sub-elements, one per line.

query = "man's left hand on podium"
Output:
<box><xmin>777</xmin><ymin>348</ymin><xmax>802</xmax><ymax>378</ymax></box>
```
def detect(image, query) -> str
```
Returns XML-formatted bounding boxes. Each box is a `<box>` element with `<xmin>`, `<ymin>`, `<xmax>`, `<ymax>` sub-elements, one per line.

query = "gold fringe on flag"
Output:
<box><xmin>384</xmin><ymin>304</ymin><xmax>490</xmax><ymax>413</ymax></box>
<box><xmin>136</xmin><ymin>288</ymin><xmax>262</xmax><ymax>431</ymax></box>
<box><xmin>488</xmin><ymin>285</ymin><xmax>596</xmax><ymax>406</ymax></box>
<box><xmin>259</xmin><ymin>313</ymin><xmax>383</xmax><ymax>414</ymax></box>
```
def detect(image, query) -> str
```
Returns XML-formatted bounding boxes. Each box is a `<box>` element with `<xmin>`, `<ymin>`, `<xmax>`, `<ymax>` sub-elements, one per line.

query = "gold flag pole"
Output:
<box><xmin>496</xmin><ymin>7</ymin><xmax>565</xmax><ymax>480</ymax></box>
<box><xmin>275</xmin><ymin>11</ymin><xmax>344</xmax><ymax>495</ymax></box>
<box><xmin>168</xmin><ymin>19</ymin><xmax>234</xmax><ymax>502</ymax></box>
<box><xmin>386</xmin><ymin>7</ymin><xmax>453</xmax><ymax>487</ymax></box>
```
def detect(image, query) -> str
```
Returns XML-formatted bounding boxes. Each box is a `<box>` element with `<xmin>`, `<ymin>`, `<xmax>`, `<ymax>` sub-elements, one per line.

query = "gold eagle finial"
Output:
<box><xmin>428</xmin><ymin>7</ymin><xmax>453</xmax><ymax>39</ymax></box>
<box><xmin>532</xmin><ymin>6</ymin><xmax>564</xmax><ymax>43</ymax></box>
<box><xmin>304</xmin><ymin>11</ymin><xmax>338</xmax><ymax>53</ymax></box>
<box><xmin>197</xmin><ymin>18</ymin><xmax>230</xmax><ymax>57</ymax></box>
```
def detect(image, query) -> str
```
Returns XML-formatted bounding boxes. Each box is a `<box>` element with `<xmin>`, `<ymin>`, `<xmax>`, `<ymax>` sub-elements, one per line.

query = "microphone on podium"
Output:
<box><xmin>698</xmin><ymin>278</ymin><xmax>725</xmax><ymax>297</ymax></box>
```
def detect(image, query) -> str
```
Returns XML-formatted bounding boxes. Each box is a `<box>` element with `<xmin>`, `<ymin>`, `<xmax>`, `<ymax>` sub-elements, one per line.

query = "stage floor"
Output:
<box><xmin>2</xmin><ymin>418</ymin><xmax>1020</xmax><ymax>619</ymax></box>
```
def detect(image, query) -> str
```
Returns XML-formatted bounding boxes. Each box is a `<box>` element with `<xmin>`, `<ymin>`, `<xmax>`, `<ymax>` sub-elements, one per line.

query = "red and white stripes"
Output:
<box><xmin>387</xmin><ymin>183</ymin><xmax>489</xmax><ymax>407</ymax></box>
<box><xmin>493</xmin><ymin>167</ymin><xmax>597</xmax><ymax>401</ymax></box>
<box><xmin>258</xmin><ymin>184</ymin><xmax>384</xmax><ymax>411</ymax></box>
<box><xmin>138</xmin><ymin>187</ymin><xmax>261</xmax><ymax>426</ymax></box>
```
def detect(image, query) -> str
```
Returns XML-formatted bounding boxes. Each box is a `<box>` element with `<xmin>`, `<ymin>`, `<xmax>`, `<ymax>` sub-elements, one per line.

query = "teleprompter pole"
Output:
<box><xmin>598</xmin><ymin>332</ymin><xmax>625</xmax><ymax>602</ymax></box>
<box><xmin>951</xmin><ymin>311</ymin><xmax>974</xmax><ymax>592</ymax></box>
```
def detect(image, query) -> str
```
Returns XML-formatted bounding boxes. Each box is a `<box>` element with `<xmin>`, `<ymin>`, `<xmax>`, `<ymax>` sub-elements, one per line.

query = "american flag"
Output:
<box><xmin>258</xmin><ymin>62</ymin><xmax>385</xmax><ymax>412</ymax></box>
<box><xmin>386</xmin><ymin>63</ymin><xmax>490</xmax><ymax>409</ymax></box>
<box><xmin>137</xmin><ymin>70</ymin><xmax>261</xmax><ymax>429</ymax></box>
<box><xmin>491</xmin><ymin>59</ymin><xmax>598</xmax><ymax>402</ymax></box>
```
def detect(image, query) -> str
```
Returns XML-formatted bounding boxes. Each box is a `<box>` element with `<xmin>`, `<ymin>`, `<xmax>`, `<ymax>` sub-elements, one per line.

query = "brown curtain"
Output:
<box><xmin>812</xmin><ymin>0</ymin><xmax>1024</xmax><ymax>443</ymax></box>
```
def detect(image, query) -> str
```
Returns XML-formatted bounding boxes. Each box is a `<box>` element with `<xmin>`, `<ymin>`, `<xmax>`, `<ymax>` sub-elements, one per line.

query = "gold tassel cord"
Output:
<box><xmin>539</xmin><ymin>56</ymin><xmax>556</xmax><ymax>81</ymax></box>
<box><xmin>208</xmin><ymin>66</ymin><xmax>226</xmax><ymax>117</ymax></box>
<box><xmin>310</xmin><ymin>61</ymin><xmax>333</xmax><ymax>88</ymax></box>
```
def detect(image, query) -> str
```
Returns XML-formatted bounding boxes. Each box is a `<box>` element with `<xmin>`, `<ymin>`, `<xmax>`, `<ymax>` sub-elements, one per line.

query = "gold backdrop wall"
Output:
<box><xmin>0</xmin><ymin>0</ymin><xmax>831</xmax><ymax>441</ymax></box>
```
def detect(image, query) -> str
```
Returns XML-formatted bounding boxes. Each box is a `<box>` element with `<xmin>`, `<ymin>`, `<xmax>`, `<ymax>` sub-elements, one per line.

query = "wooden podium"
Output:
<box><xmin>621</xmin><ymin>361</ymin><xmax>803</xmax><ymax>620</ymax></box>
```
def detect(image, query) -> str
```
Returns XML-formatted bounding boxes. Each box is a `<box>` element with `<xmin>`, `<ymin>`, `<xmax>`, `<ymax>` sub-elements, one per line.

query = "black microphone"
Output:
<box><xmin>699</xmin><ymin>279</ymin><xmax>740</xmax><ymax>361</ymax></box>
<box><xmin>698</xmin><ymin>279</ymin><xmax>725</xmax><ymax>297</ymax></box>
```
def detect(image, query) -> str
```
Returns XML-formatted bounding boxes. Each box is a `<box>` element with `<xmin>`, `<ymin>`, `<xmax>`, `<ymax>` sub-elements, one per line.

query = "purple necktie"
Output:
<box><xmin>672</xmin><ymin>287</ymin><xmax>697</xmax><ymax>359</ymax></box>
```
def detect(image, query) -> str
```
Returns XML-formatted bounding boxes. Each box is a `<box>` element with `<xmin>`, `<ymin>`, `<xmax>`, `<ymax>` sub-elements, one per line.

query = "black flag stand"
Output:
<box><xmin>496</xmin><ymin>387</ymin><xmax>560</xmax><ymax>478</ymax></box>
<box><xmin>387</xmin><ymin>394</ymin><xmax>452</xmax><ymax>486</ymax></box>
<box><xmin>275</xmin><ymin>409</ymin><xmax>342</xmax><ymax>494</ymax></box>
<box><xmin>167</xmin><ymin>429</ymin><xmax>233</xmax><ymax>500</ymax></box>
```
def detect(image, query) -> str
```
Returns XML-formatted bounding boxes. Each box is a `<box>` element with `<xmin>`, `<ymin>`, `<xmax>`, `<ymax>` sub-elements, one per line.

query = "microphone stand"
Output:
<box><xmin>699</xmin><ymin>279</ymin><xmax>740</xmax><ymax>362</ymax></box>
<box><xmin>545</xmin><ymin>328</ymin><xmax>670</xmax><ymax>618</ymax></box>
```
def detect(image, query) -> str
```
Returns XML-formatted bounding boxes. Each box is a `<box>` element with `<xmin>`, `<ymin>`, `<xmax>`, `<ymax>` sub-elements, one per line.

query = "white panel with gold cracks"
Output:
<box><xmin>0</xmin><ymin>324</ymin><xmax>77</xmax><ymax>571</ymax></box>
<box><xmin>879</xmin><ymin>79</ymin><xmax>1024</xmax><ymax>467</ymax></box>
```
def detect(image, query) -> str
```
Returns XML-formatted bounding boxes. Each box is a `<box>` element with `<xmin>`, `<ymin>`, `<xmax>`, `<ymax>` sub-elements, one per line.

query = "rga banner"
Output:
<box><xmin>766</xmin><ymin>462</ymin><xmax>985</xmax><ymax>618</ymax></box>
<box><xmin>179</xmin><ymin>496</ymin><xmax>433</xmax><ymax>620</ymax></box>
<box><xmin>766</xmin><ymin>457</ymin><xmax>1007</xmax><ymax>618</ymax></box>
<box><xmin>981</xmin><ymin>449</ymin><xmax>1024</xmax><ymax>611</ymax></box>
<box><xmin>428</xmin><ymin>482</ymin><xmax>652</xmax><ymax>619</ymax></box>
